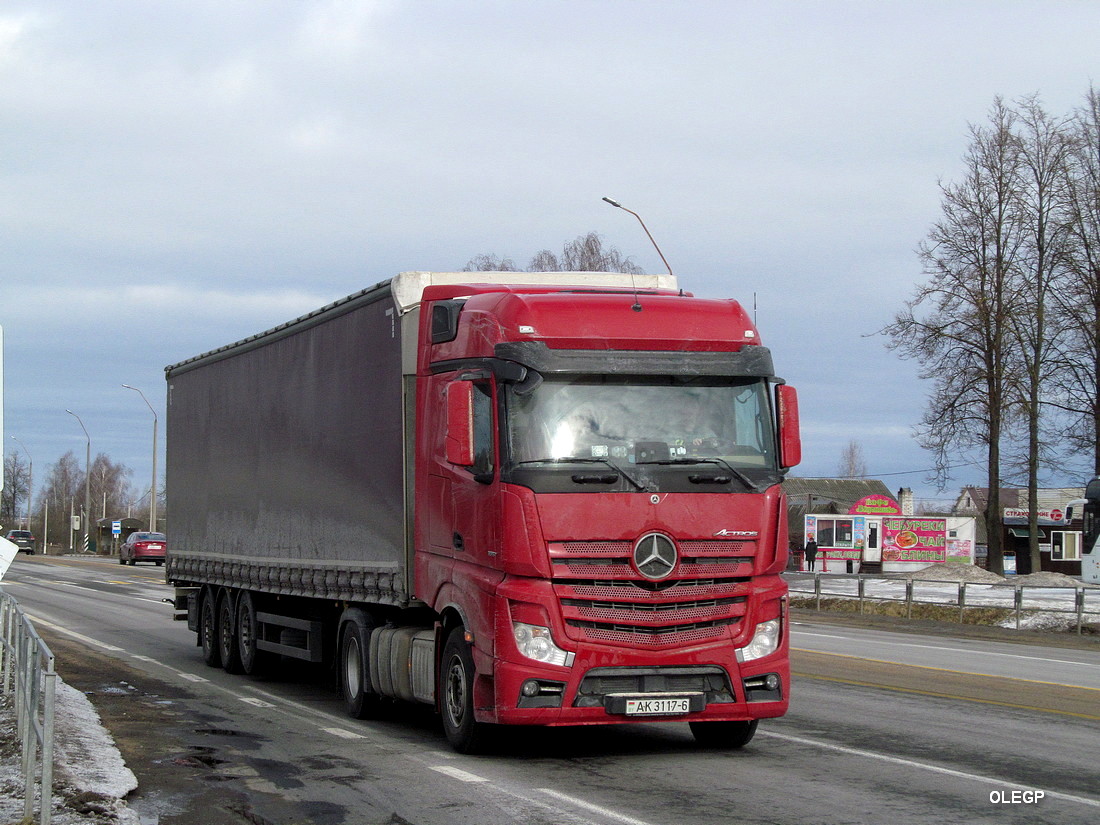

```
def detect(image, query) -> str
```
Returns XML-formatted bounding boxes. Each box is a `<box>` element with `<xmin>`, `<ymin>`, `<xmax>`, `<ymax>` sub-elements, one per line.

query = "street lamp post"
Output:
<box><xmin>66</xmin><ymin>410</ymin><xmax>91</xmax><ymax>554</ymax></box>
<box><xmin>601</xmin><ymin>196</ymin><xmax>675</xmax><ymax>276</ymax></box>
<box><xmin>122</xmin><ymin>384</ymin><xmax>158</xmax><ymax>532</ymax></box>
<box><xmin>9</xmin><ymin>435</ymin><xmax>32</xmax><ymax>534</ymax></box>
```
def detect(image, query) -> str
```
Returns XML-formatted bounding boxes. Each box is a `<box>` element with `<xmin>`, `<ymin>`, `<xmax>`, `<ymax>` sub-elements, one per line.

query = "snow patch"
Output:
<box><xmin>0</xmin><ymin>680</ymin><xmax>139</xmax><ymax>824</ymax></box>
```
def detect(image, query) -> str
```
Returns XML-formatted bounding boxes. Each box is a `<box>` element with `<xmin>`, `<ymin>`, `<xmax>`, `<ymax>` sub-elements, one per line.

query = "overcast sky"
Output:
<box><xmin>2</xmin><ymin>0</ymin><xmax>1098</xmax><ymax>512</ymax></box>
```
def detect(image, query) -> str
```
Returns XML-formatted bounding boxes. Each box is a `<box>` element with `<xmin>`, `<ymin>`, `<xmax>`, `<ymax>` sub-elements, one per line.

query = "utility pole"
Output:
<box><xmin>66</xmin><ymin>410</ymin><xmax>91</xmax><ymax>553</ymax></box>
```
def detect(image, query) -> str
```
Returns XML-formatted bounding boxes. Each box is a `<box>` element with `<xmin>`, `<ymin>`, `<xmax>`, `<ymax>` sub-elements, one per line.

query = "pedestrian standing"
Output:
<box><xmin>804</xmin><ymin>538</ymin><xmax>818</xmax><ymax>572</ymax></box>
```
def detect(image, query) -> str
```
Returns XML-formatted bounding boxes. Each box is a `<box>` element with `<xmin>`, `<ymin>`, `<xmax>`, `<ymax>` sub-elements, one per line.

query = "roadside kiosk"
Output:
<box><xmin>804</xmin><ymin>494</ymin><xmax>976</xmax><ymax>573</ymax></box>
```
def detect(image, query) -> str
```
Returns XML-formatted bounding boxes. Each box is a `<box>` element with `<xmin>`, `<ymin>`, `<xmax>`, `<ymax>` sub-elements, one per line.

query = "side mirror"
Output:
<box><xmin>776</xmin><ymin>384</ymin><xmax>801</xmax><ymax>468</ymax></box>
<box><xmin>446</xmin><ymin>381</ymin><xmax>475</xmax><ymax>466</ymax></box>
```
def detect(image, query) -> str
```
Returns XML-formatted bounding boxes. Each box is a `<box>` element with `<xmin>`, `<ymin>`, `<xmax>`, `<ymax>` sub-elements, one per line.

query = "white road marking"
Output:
<box><xmin>537</xmin><ymin>788</ymin><xmax>659</xmax><ymax>825</ymax></box>
<box><xmin>322</xmin><ymin>727</ymin><xmax>365</xmax><ymax>740</ymax></box>
<box><xmin>430</xmin><ymin>765</ymin><xmax>488</xmax><ymax>783</ymax></box>
<box><xmin>26</xmin><ymin>616</ymin><xmax>125</xmax><ymax>652</ymax></box>
<box><xmin>761</xmin><ymin>730</ymin><xmax>1100</xmax><ymax>808</ymax></box>
<box><xmin>239</xmin><ymin>697</ymin><xmax>275</xmax><ymax>708</ymax></box>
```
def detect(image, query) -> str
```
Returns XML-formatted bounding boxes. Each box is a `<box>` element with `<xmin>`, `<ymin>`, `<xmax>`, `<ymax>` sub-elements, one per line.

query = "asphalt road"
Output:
<box><xmin>3</xmin><ymin>553</ymin><xmax>1099</xmax><ymax>825</ymax></box>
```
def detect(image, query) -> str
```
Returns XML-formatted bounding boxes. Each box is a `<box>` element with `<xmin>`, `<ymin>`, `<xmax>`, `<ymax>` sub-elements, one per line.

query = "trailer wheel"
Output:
<box><xmin>440</xmin><ymin>628</ymin><xmax>490</xmax><ymax>754</ymax></box>
<box><xmin>339</xmin><ymin>609</ymin><xmax>381</xmax><ymax>719</ymax></box>
<box><xmin>235</xmin><ymin>591</ymin><xmax>271</xmax><ymax>676</ymax></box>
<box><xmin>217</xmin><ymin>591</ymin><xmax>243</xmax><ymax>674</ymax></box>
<box><xmin>199</xmin><ymin>590</ymin><xmax>221</xmax><ymax>668</ymax></box>
<box><xmin>689</xmin><ymin>719</ymin><xmax>758</xmax><ymax>749</ymax></box>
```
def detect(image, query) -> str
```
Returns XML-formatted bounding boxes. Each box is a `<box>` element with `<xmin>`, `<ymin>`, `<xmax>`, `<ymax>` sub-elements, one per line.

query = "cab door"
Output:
<box><xmin>447</xmin><ymin>376</ymin><xmax>502</xmax><ymax>570</ymax></box>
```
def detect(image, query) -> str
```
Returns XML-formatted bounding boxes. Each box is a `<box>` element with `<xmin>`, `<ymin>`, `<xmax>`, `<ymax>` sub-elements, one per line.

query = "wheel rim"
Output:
<box><xmin>344</xmin><ymin>636</ymin><xmax>362</xmax><ymax>698</ymax></box>
<box><xmin>219</xmin><ymin>602</ymin><xmax>233</xmax><ymax>657</ymax></box>
<box><xmin>239</xmin><ymin>609</ymin><xmax>253</xmax><ymax>659</ymax></box>
<box><xmin>444</xmin><ymin>654</ymin><xmax>467</xmax><ymax>727</ymax></box>
<box><xmin>202</xmin><ymin>603</ymin><xmax>216</xmax><ymax>651</ymax></box>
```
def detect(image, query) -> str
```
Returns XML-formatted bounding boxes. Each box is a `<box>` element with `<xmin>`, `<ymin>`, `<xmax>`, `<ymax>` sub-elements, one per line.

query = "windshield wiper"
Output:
<box><xmin>651</xmin><ymin>458</ymin><xmax>759</xmax><ymax>491</ymax></box>
<box><xmin>515</xmin><ymin>457</ymin><xmax>649</xmax><ymax>491</ymax></box>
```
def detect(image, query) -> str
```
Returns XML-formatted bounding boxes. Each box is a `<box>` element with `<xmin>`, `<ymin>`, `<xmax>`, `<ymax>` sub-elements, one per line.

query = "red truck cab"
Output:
<box><xmin>412</xmin><ymin>282</ymin><xmax>799</xmax><ymax>750</ymax></box>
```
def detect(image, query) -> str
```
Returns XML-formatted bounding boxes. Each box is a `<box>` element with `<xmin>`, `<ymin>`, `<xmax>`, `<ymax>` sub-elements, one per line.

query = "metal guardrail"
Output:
<box><xmin>0</xmin><ymin>588</ymin><xmax>56</xmax><ymax>825</ymax></box>
<box><xmin>785</xmin><ymin>573</ymin><xmax>1100</xmax><ymax>635</ymax></box>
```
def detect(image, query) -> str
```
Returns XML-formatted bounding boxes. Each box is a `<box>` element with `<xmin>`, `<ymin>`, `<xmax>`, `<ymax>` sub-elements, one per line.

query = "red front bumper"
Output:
<box><xmin>478</xmin><ymin>636</ymin><xmax>789</xmax><ymax>727</ymax></box>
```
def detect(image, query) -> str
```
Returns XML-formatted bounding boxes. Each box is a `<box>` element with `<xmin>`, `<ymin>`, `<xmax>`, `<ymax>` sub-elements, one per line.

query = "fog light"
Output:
<box><xmin>764</xmin><ymin>673</ymin><xmax>780</xmax><ymax>691</ymax></box>
<box><xmin>521</xmin><ymin>680</ymin><xmax>541</xmax><ymax>697</ymax></box>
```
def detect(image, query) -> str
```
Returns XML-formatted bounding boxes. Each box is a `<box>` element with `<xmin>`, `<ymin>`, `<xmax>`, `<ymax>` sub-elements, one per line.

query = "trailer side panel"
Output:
<box><xmin>165</xmin><ymin>285</ymin><xmax>408</xmax><ymax>605</ymax></box>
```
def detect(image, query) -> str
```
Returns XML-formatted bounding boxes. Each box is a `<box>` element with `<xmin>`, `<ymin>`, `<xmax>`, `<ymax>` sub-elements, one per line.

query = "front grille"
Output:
<box><xmin>561</xmin><ymin>596</ymin><xmax>745</xmax><ymax>624</ymax></box>
<box><xmin>567</xmin><ymin>617</ymin><xmax>740</xmax><ymax>647</ymax></box>
<box><xmin>549</xmin><ymin>539</ymin><xmax>757</xmax><ymax>648</ymax></box>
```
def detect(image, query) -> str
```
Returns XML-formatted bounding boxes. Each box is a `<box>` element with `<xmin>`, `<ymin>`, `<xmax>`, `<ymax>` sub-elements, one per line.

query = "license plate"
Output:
<box><xmin>625</xmin><ymin>697</ymin><xmax>691</xmax><ymax>716</ymax></box>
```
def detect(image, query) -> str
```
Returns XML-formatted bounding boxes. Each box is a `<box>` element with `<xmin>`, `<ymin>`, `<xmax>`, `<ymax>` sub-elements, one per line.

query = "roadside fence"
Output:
<box><xmin>0</xmin><ymin>588</ymin><xmax>56</xmax><ymax>825</ymax></box>
<box><xmin>785</xmin><ymin>572</ymin><xmax>1100</xmax><ymax>635</ymax></box>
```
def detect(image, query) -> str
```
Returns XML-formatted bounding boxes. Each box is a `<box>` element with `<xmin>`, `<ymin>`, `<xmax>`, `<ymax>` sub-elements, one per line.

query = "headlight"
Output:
<box><xmin>513</xmin><ymin>622</ymin><xmax>574</xmax><ymax>667</ymax></box>
<box><xmin>736</xmin><ymin>618</ymin><xmax>781</xmax><ymax>663</ymax></box>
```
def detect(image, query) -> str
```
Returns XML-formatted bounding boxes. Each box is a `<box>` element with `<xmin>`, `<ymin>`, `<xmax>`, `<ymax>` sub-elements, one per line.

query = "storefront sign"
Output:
<box><xmin>1003</xmin><ymin>508</ymin><xmax>1067</xmax><ymax>525</ymax></box>
<box><xmin>881</xmin><ymin>517</ymin><xmax>948</xmax><ymax>562</ymax></box>
<box><xmin>849</xmin><ymin>495</ymin><xmax>902</xmax><ymax>515</ymax></box>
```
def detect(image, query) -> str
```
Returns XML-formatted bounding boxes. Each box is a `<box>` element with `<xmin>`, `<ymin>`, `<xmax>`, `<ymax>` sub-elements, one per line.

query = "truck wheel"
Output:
<box><xmin>217</xmin><ymin>591</ymin><xmax>243</xmax><ymax>674</ymax></box>
<box><xmin>689</xmin><ymin>719</ymin><xmax>758</xmax><ymax>749</ymax></box>
<box><xmin>235</xmin><ymin>591</ymin><xmax>271</xmax><ymax>676</ymax></box>
<box><xmin>200</xmin><ymin>590</ymin><xmax>221</xmax><ymax>668</ymax></box>
<box><xmin>440</xmin><ymin>628</ymin><xmax>490</xmax><ymax>754</ymax></box>
<box><xmin>339</xmin><ymin>609</ymin><xmax>381</xmax><ymax>719</ymax></box>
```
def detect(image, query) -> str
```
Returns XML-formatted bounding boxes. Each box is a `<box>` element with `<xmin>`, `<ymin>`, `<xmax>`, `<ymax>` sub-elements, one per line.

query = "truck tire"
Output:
<box><xmin>217</xmin><ymin>591</ymin><xmax>243</xmax><ymax>674</ymax></box>
<box><xmin>235</xmin><ymin>591</ymin><xmax>271</xmax><ymax>676</ymax></box>
<box><xmin>440</xmin><ymin>628</ymin><xmax>490</xmax><ymax>754</ymax></box>
<box><xmin>339</xmin><ymin>609</ymin><xmax>381</xmax><ymax>719</ymax></box>
<box><xmin>689</xmin><ymin>719</ymin><xmax>758</xmax><ymax>749</ymax></box>
<box><xmin>199</xmin><ymin>590</ymin><xmax>221</xmax><ymax>668</ymax></box>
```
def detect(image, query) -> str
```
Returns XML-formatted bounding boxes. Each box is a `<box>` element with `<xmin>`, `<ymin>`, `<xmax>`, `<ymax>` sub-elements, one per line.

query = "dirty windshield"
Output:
<box><xmin>506</xmin><ymin>375</ymin><xmax>776</xmax><ymax>469</ymax></box>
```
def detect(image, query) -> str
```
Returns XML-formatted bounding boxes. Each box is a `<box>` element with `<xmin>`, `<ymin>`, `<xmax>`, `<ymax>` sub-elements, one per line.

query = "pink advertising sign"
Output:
<box><xmin>881</xmin><ymin>517</ymin><xmax>948</xmax><ymax>563</ymax></box>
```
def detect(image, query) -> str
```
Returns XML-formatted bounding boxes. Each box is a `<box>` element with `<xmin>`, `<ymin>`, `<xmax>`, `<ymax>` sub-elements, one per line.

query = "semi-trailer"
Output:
<box><xmin>165</xmin><ymin>270</ymin><xmax>801</xmax><ymax>752</ymax></box>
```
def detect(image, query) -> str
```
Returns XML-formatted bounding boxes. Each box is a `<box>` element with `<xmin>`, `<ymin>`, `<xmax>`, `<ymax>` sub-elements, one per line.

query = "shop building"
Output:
<box><xmin>951</xmin><ymin>486</ymin><xmax>1085</xmax><ymax>575</ymax></box>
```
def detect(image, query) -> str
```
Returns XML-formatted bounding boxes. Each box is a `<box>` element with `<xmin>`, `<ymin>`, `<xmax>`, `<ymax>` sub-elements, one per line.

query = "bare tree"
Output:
<box><xmin>33</xmin><ymin>451</ymin><xmax>135</xmax><ymax>549</ymax></box>
<box><xmin>1005</xmin><ymin>95</ymin><xmax>1073</xmax><ymax>572</ymax></box>
<box><xmin>89</xmin><ymin>453</ymin><xmax>135</xmax><ymax>523</ymax></box>
<box><xmin>557</xmin><ymin>232</ymin><xmax>644</xmax><ymax>273</ymax></box>
<box><xmin>1050</xmin><ymin>87</ymin><xmax>1100</xmax><ymax>476</ymax></box>
<box><xmin>1</xmin><ymin>451</ymin><xmax>31</xmax><ymax>528</ymax></box>
<box><xmin>465</xmin><ymin>232</ymin><xmax>643</xmax><ymax>274</ymax></box>
<box><xmin>462</xmin><ymin>252</ymin><xmax>520</xmax><ymax>272</ymax></box>
<box><xmin>836</xmin><ymin>441</ymin><xmax>868</xmax><ymax>478</ymax></box>
<box><xmin>38</xmin><ymin>450</ymin><xmax>84</xmax><ymax>548</ymax></box>
<box><xmin>884</xmin><ymin>98</ymin><xmax>1026</xmax><ymax>575</ymax></box>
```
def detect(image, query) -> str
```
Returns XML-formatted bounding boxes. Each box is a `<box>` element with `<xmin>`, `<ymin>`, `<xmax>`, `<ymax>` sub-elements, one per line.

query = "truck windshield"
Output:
<box><xmin>505</xmin><ymin>375</ymin><xmax>777</xmax><ymax>470</ymax></box>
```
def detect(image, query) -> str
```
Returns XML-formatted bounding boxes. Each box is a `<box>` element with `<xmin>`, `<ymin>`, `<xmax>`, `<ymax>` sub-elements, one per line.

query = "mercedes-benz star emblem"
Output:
<box><xmin>633</xmin><ymin>533</ymin><xmax>678</xmax><ymax>580</ymax></box>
